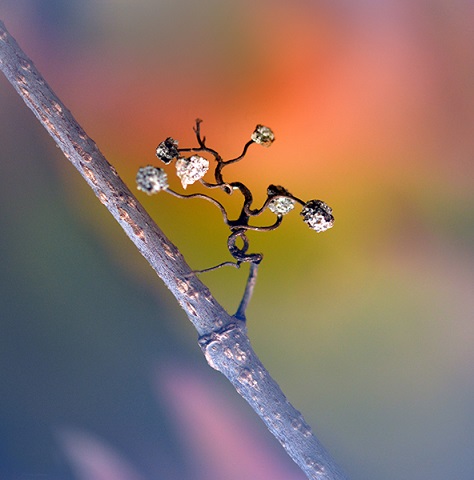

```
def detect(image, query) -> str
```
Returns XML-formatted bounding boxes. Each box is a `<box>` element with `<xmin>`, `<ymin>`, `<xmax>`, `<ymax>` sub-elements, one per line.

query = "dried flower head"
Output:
<box><xmin>301</xmin><ymin>200</ymin><xmax>334</xmax><ymax>232</ymax></box>
<box><xmin>136</xmin><ymin>165</ymin><xmax>168</xmax><ymax>194</ymax></box>
<box><xmin>156</xmin><ymin>137</ymin><xmax>179</xmax><ymax>164</ymax></box>
<box><xmin>175</xmin><ymin>155</ymin><xmax>209</xmax><ymax>189</ymax></box>
<box><xmin>268</xmin><ymin>196</ymin><xmax>295</xmax><ymax>215</ymax></box>
<box><xmin>251</xmin><ymin>125</ymin><xmax>275</xmax><ymax>147</ymax></box>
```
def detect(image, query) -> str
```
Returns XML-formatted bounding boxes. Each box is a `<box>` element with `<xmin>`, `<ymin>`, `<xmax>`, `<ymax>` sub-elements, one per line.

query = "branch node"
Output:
<box><xmin>198</xmin><ymin>322</ymin><xmax>245</xmax><ymax>369</ymax></box>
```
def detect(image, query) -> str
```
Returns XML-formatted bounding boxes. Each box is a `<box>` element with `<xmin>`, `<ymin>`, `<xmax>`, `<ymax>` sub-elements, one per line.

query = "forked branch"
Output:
<box><xmin>137</xmin><ymin>120</ymin><xmax>334</xmax><ymax>319</ymax></box>
<box><xmin>0</xmin><ymin>21</ymin><xmax>347</xmax><ymax>480</ymax></box>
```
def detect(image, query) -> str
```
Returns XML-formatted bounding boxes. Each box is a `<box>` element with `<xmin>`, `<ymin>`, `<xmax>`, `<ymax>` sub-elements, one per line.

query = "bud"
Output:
<box><xmin>175</xmin><ymin>155</ymin><xmax>209</xmax><ymax>189</ymax></box>
<box><xmin>300</xmin><ymin>200</ymin><xmax>334</xmax><ymax>232</ymax></box>
<box><xmin>251</xmin><ymin>125</ymin><xmax>275</xmax><ymax>147</ymax></box>
<box><xmin>268</xmin><ymin>197</ymin><xmax>295</xmax><ymax>215</ymax></box>
<box><xmin>156</xmin><ymin>137</ymin><xmax>179</xmax><ymax>164</ymax></box>
<box><xmin>136</xmin><ymin>166</ymin><xmax>168</xmax><ymax>194</ymax></box>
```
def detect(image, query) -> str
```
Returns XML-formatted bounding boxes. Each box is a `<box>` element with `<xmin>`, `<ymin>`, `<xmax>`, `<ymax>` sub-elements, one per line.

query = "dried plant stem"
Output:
<box><xmin>0</xmin><ymin>21</ymin><xmax>347</xmax><ymax>480</ymax></box>
<box><xmin>235</xmin><ymin>262</ymin><xmax>259</xmax><ymax>321</ymax></box>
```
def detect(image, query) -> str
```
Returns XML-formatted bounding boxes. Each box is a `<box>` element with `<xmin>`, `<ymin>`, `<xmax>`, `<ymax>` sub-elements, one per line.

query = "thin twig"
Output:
<box><xmin>0</xmin><ymin>20</ymin><xmax>348</xmax><ymax>480</ymax></box>
<box><xmin>192</xmin><ymin>261</ymin><xmax>241</xmax><ymax>275</ymax></box>
<box><xmin>166</xmin><ymin>188</ymin><xmax>231</xmax><ymax>225</ymax></box>
<box><xmin>234</xmin><ymin>262</ymin><xmax>259</xmax><ymax>321</ymax></box>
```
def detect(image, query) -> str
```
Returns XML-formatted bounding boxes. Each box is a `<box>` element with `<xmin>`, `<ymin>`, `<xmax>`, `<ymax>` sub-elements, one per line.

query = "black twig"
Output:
<box><xmin>192</xmin><ymin>261</ymin><xmax>241</xmax><ymax>275</ymax></box>
<box><xmin>166</xmin><ymin>188</ymin><xmax>231</xmax><ymax>225</ymax></box>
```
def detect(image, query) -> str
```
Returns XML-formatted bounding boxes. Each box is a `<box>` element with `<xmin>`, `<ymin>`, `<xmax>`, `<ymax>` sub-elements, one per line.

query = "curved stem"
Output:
<box><xmin>192</xmin><ymin>261</ymin><xmax>241</xmax><ymax>274</ymax></box>
<box><xmin>222</xmin><ymin>139</ymin><xmax>254</xmax><ymax>165</ymax></box>
<box><xmin>179</xmin><ymin>145</ymin><xmax>222</xmax><ymax>161</ymax></box>
<box><xmin>178</xmin><ymin>120</ymin><xmax>222</xmax><ymax>170</ymax></box>
<box><xmin>193</xmin><ymin>118</ymin><xmax>206</xmax><ymax>147</ymax></box>
<box><xmin>246</xmin><ymin>193</ymin><xmax>281</xmax><ymax>216</ymax></box>
<box><xmin>166</xmin><ymin>188</ymin><xmax>231</xmax><ymax>225</ymax></box>
<box><xmin>199</xmin><ymin>178</ymin><xmax>233</xmax><ymax>194</ymax></box>
<box><xmin>239</xmin><ymin>215</ymin><xmax>283</xmax><ymax>232</ymax></box>
<box><xmin>229</xmin><ymin>181</ymin><xmax>254</xmax><ymax>213</ymax></box>
<box><xmin>227</xmin><ymin>230</ymin><xmax>263</xmax><ymax>264</ymax></box>
<box><xmin>289</xmin><ymin>194</ymin><xmax>306</xmax><ymax>207</ymax></box>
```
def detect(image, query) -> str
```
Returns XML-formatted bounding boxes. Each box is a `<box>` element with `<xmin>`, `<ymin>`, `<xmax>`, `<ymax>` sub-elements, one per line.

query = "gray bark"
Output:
<box><xmin>0</xmin><ymin>20</ymin><xmax>348</xmax><ymax>480</ymax></box>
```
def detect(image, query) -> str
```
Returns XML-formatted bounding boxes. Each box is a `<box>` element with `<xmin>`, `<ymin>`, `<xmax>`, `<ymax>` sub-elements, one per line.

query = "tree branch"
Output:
<box><xmin>0</xmin><ymin>21</ymin><xmax>347</xmax><ymax>480</ymax></box>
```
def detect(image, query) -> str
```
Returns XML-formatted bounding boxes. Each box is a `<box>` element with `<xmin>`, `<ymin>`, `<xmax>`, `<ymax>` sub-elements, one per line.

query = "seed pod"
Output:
<box><xmin>251</xmin><ymin>125</ymin><xmax>275</xmax><ymax>147</ymax></box>
<box><xmin>300</xmin><ymin>200</ymin><xmax>334</xmax><ymax>232</ymax></box>
<box><xmin>136</xmin><ymin>166</ymin><xmax>169</xmax><ymax>194</ymax></box>
<box><xmin>156</xmin><ymin>137</ymin><xmax>179</xmax><ymax>164</ymax></box>
<box><xmin>175</xmin><ymin>155</ymin><xmax>209</xmax><ymax>189</ymax></box>
<box><xmin>268</xmin><ymin>196</ymin><xmax>295</xmax><ymax>215</ymax></box>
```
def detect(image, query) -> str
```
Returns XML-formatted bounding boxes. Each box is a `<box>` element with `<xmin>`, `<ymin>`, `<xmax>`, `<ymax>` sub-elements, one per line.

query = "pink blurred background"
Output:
<box><xmin>1</xmin><ymin>1</ymin><xmax>474</xmax><ymax>479</ymax></box>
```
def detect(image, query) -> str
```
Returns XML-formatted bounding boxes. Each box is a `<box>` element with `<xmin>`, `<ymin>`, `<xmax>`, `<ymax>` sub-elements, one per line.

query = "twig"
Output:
<box><xmin>235</xmin><ymin>262</ymin><xmax>259</xmax><ymax>321</ymax></box>
<box><xmin>0</xmin><ymin>20</ymin><xmax>348</xmax><ymax>480</ymax></box>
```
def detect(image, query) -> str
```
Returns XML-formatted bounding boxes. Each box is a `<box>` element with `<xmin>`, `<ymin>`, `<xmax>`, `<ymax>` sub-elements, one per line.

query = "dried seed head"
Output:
<box><xmin>136</xmin><ymin>165</ymin><xmax>168</xmax><ymax>194</ymax></box>
<box><xmin>156</xmin><ymin>137</ymin><xmax>179</xmax><ymax>164</ymax></box>
<box><xmin>176</xmin><ymin>155</ymin><xmax>209</xmax><ymax>189</ymax></box>
<box><xmin>251</xmin><ymin>125</ymin><xmax>275</xmax><ymax>147</ymax></box>
<box><xmin>301</xmin><ymin>200</ymin><xmax>334</xmax><ymax>232</ymax></box>
<box><xmin>268</xmin><ymin>196</ymin><xmax>295</xmax><ymax>215</ymax></box>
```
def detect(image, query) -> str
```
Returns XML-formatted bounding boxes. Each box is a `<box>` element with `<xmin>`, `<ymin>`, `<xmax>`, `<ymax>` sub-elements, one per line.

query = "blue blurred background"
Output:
<box><xmin>1</xmin><ymin>1</ymin><xmax>474</xmax><ymax>479</ymax></box>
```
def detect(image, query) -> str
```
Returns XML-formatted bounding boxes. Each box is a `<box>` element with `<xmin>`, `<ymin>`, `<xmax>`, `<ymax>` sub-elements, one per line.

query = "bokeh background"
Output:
<box><xmin>1</xmin><ymin>1</ymin><xmax>474</xmax><ymax>479</ymax></box>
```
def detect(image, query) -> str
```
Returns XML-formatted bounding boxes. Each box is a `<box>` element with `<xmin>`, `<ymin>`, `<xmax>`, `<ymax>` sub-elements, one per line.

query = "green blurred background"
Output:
<box><xmin>1</xmin><ymin>1</ymin><xmax>474</xmax><ymax>479</ymax></box>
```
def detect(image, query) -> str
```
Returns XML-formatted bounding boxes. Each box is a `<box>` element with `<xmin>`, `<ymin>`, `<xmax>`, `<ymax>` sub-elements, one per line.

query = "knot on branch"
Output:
<box><xmin>198</xmin><ymin>322</ymin><xmax>245</xmax><ymax>370</ymax></box>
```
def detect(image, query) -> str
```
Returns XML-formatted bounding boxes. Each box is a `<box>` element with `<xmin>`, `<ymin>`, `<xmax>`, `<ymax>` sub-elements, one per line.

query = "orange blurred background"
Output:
<box><xmin>1</xmin><ymin>1</ymin><xmax>474</xmax><ymax>479</ymax></box>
